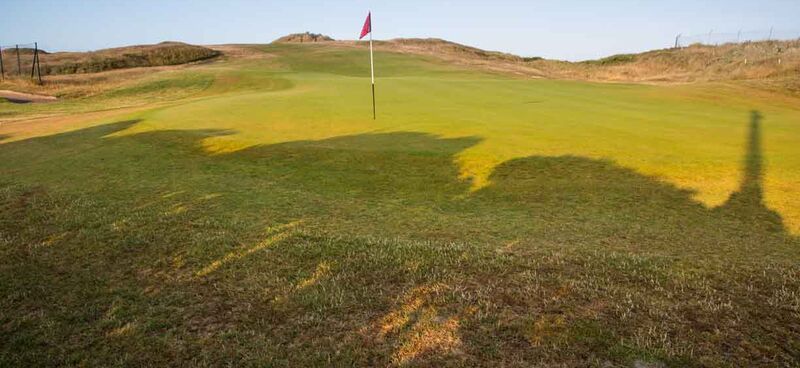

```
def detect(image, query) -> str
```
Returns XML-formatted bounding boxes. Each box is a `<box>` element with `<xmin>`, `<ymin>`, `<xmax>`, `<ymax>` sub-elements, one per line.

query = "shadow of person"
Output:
<box><xmin>714</xmin><ymin>110</ymin><xmax>784</xmax><ymax>233</ymax></box>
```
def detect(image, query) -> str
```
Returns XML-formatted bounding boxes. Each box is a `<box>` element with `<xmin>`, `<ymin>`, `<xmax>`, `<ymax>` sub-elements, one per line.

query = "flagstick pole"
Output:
<box><xmin>369</xmin><ymin>14</ymin><xmax>375</xmax><ymax>120</ymax></box>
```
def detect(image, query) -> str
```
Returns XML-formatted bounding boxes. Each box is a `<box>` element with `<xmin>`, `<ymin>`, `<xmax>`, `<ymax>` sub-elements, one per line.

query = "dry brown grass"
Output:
<box><xmin>542</xmin><ymin>40</ymin><xmax>800</xmax><ymax>83</ymax></box>
<box><xmin>2</xmin><ymin>64</ymin><xmax>190</xmax><ymax>98</ymax></box>
<box><xmin>344</xmin><ymin>38</ymin><xmax>800</xmax><ymax>92</ymax></box>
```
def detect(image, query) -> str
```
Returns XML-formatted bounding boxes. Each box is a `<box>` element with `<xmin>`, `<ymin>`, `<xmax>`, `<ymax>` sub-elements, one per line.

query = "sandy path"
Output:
<box><xmin>0</xmin><ymin>90</ymin><xmax>58</xmax><ymax>103</ymax></box>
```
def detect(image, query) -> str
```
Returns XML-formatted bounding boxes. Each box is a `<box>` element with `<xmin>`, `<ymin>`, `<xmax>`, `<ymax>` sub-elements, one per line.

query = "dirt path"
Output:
<box><xmin>0</xmin><ymin>90</ymin><xmax>58</xmax><ymax>104</ymax></box>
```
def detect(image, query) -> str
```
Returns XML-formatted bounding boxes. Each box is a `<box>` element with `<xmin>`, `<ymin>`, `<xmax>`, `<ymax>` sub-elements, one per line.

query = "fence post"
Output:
<box><xmin>15</xmin><ymin>44</ymin><xmax>21</xmax><ymax>76</ymax></box>
<box><xmin>0</xmin><ymin>46</ymin><xmax>4</xmax><ymax>81</ymax></box>
<box><xmin>31</xmin><ymin>43</ymin><xmax>37</xmax><ymax>79</ymax></box>
<box><xmin>35</xmin><ymin>42</ymin><xmax>42</xmax><ymax>84</ymax></box>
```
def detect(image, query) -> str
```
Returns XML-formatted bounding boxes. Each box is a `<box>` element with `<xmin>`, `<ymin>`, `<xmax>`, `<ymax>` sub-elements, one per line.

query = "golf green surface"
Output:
<box><xmin>1</xmin><ymin>43</ymin><xmax>799</xmax><ymax>366</ymax></box>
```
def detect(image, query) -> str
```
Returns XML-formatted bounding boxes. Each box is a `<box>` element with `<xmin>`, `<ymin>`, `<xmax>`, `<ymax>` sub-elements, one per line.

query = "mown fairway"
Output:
<box><xmin>1</xmin><ymin>43</ymin><xmax>799</xmax><ymax>366</ymax></box>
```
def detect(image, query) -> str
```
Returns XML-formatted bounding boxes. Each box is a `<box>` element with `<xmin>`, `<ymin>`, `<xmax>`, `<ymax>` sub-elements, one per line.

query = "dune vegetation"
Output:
<box><xmin>1</xmin><ymin>41</ymin><xmax>799</xmax><ymax>367</ymax></box>
<box><xmin>16</xmin><ymin>42</ymin><xmax>220</xmax><ymax>76</ymax></box>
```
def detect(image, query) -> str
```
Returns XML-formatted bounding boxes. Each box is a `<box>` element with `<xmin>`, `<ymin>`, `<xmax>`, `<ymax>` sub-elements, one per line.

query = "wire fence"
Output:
<box><xmin>0</xmin><ymin>42</ymin><xmax>43</xmax><ymax>83</ymax></box>
<box><xmin>675</xmin><ymin>28</ymin><xmax>800</xmax><ymax>47</ymax></box>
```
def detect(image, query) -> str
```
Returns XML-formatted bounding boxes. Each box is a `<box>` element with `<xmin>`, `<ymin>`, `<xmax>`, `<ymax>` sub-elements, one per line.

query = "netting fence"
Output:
<box><xmin>675</xmin><ymin>28</ymin><xmax>800</xmax><ymax>47</ymax></box>
<box><xmin>0</xmin><ymin>42</ymin><xmax>43</xmax><ymax>83</ymax></box>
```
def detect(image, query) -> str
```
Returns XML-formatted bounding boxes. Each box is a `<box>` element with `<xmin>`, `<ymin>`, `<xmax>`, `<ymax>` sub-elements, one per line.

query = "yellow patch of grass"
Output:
<box><xmin>195</xmin><ymin>220</ymin><xmax>302</xmax><ymax>277</ymax></box>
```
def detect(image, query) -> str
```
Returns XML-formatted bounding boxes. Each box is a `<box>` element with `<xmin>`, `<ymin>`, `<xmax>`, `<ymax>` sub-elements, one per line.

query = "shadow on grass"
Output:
<box><xmin>714</xmin><ymin>111</ymin><xmax>784</xmax><ymax>232</ymax></box>
<box><xmin>0</xmin><ymin>111</ymin><xmax>797</xmax><ymax>366</ymax></box>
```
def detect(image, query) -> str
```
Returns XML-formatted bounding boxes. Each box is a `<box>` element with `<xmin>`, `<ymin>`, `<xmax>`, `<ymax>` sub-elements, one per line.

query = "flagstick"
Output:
<box><xmin>369</xmin><ymin>14</ymin><xmax>376</xmax><ymax>120</ymax></box>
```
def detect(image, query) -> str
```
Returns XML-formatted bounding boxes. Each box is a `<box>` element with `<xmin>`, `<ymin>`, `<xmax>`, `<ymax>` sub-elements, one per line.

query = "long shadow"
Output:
<box><xmin>0</xmin><ymin>113</ymin><xmax>797</xmax><ymax>366</ymax></box>
<box><xmin>471</xmin><ymin>110</ymin><xmax>793</xmax><ymax>255</ymax></box>
<box><xmin>715</xmin><ymin>110</ymin><xmax>784</xmax><ymax>232</ymax></box>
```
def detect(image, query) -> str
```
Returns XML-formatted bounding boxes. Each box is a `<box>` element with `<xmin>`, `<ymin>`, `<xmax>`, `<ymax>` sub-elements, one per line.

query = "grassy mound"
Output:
<box><xmin>273</xmin><ymin>32</ymin><xmax>335</xmax><ymax>43</ymax></box>
<box><xmin>366</xmin><ymin>38</ymin><xmax>800</xmax><ymax>86</ymax></box>
<box><xmin>562</xmin><ymin>40</ymin><xmax>800</xmax><ymax>82</ymax></box>
<box><xmin>32</xmin><ymin>42</ymin><xmax>220</xmax><ymax>75</ymax></box>
<box><xmin>383</xmin><ymin>38</ymin><xmax>523</xmax><ymax>62</ymax></box>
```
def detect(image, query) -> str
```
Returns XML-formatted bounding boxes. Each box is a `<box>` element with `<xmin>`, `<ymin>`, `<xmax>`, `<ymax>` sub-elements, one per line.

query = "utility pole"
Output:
<box><xmin>674</xmin><ymin>34</ymin><xmax>681</xmax><ymax>48</ymax></box>
<box><xmin>737</xmin><ymin>29</ymin><xmax>741</xmax><ymax>43</ymax></box>
<box><xmin>768</xmin><ymin>27</ymin><xmax>773</xmax><ymax>41</ymax></box>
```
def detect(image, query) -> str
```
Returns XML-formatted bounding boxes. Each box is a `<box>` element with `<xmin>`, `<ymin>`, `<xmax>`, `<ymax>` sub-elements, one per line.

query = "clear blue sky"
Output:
<box><xmin>2</xmin><ymin>0</ymin><xmax>799</xmax><ymax>61</ymax></box>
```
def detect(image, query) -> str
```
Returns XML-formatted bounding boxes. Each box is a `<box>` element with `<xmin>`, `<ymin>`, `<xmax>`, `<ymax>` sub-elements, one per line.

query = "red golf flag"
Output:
<box><xmin>359</xmin><ymin>12</ymin><xmax>371</xmax><ymax>39</ymax></box>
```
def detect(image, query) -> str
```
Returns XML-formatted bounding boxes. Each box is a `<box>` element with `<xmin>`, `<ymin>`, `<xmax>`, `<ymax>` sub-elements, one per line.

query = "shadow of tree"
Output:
<box><xmin>0</xmin><ymin>112</ymin><xmax>797</xmax><ymax>367</ymax></box>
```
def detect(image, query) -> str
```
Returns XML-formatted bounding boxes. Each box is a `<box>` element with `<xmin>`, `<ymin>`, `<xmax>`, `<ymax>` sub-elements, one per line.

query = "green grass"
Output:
<box><xmin>582</xmin><ymin>53</ymin><xmax>637</xmax><ymax>65</ymax></box>
<box><xmin>102</xmin><ymin>73</ymin><xmax>215</xmax><ymax>99</ymax></box>
<box><xmin>1</xmin><ymin>43</ymin><xmax>799</xmax><ymax>367</ymax></box>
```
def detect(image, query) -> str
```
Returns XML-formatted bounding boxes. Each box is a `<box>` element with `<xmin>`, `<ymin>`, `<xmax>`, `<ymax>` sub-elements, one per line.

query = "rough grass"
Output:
<box><xmin>1</xmin><ymin>43</ymin><xmax>799</xmax><ymax>367</ymax></box>
<box><xmin>0</xmin><ymin>72</ymin><xmax>215</xmax><ymax>121</ymax></box>
<box><xmin>0</xmin><ymin>41</ymin><xmax>219</xmax><ymax>94</ymax></box>
<box><xmin>555</xmin><ymin>40</ymin><xmax>800</xmax><ymax>83</ymax></box>
<box><xmin>369</xmin><ymin>38</ymin><xmax>800</xmax><ymax>87</ymax></box>
<box><xmin>35</xmin><ymin>42</ymin><xmax>220</xmax><ymax>75</ymax></box>
<box><xmin>274</xmin><ymin>32</ymin><xmax>335</xmax><ymax>43</ymax></box>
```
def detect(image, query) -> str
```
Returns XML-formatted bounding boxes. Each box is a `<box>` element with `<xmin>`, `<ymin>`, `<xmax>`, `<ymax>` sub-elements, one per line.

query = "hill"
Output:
<box><xmin>4</xmin><ymin>37</ymin><xmax>798</xmax><ymax>96</ymax></box>
<box><xmin>273</xmin><ymin>32</ymin><xmax>335</xmax><ymax>43</ymax></box>
<box><xmin>360</xmin><ymin>38</ymin><xmax>800</xmax><ymax>92</ymax></box>
<box><xmin>552</xmin><ymin>40</ymin><xmax>800</xmax><ymax>84</ymax></box>
<box><xmin>0</xmin><ymin>42</ymin><xmax>220</xmax><ymax>76</ymax></box>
